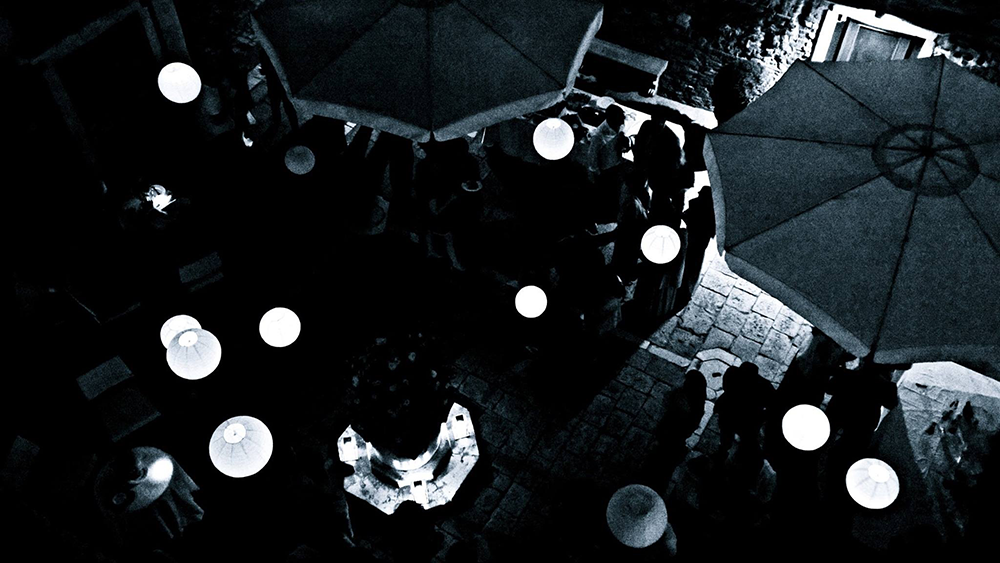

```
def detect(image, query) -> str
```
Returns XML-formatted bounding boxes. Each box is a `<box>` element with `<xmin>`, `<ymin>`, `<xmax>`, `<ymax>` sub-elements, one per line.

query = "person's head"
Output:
<box><xmin>709</xmin><ymin>59</ymin><xmax>767</xmax><ymax>124</ymax></box>
<box><xmin>604</xmin><ymin>105</ymin><xmax>626</xmax><ymax>130</ymax></box>
<box><xmin>684</xmin><ymin>370</ymin><xmax>707</xmax><ymax>392</ymax></box>
<box><xmin>740</xmin><ymin>362</ymin><xmax>760</xmax><ymax>378</ymax></box>
<box><xmin>656</xmin><ymin>126</ymin><xmax>685</xmax><ymax>170</ymax></box>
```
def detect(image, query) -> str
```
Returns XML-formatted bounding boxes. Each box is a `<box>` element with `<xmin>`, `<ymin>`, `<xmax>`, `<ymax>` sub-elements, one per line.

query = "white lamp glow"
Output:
<box><xmin>641</xmin><ymin>225</ymin><xmax>681</xmax><ymax>264</ymax></box>
<box><xmin>259</xmin><ymin>307</ymin><xmax>301</xmax><ymax>347</ymax></box>
<box><xmin>157</xmin><ymin>62</ymin><xmax>201</xmax><ymax>104</ymax></box>
<box><xmin>147</xmin><ymin>457</ymin><xmax>174</xmax><ymax>483</ymax></box>
<box><xmin>533</xmin><ymin>118</ymin><xmax>574</xmax><ymax>160</ymax></box>
<box><xmin>166</xmin><ymin>328</ymin><xmax>221</xmax><ymax>380</ymax></box>
<box><xmin>160</xmin><ymin>314</ymin><xmax>201</xmax><ymax>348</ymax></box>
<box><xmin>284</xmin><ymin>146</ymin><xmax>316</xmax><ymax>175</ymax></box>
<box><xmin>607</xmin><ymin>484</ymin><xmax>669</xmax><ymax>548</ymax></box>
<box><xmin>781</xmin><ymin>404</ymin><xmax>831</xmax><ymax>451</ymax></box>
<box><xmin>846</xmin><ymin>458</ymin><xmax>899</xmax><ymax>509</ymax></box>
<box><xmin>515</xmin><ymin>285</ymin><xmax>547</xmax><ymax>319</ymax></box>
<box><xmin>209</xmin><ymin>416</ymin><xmax>274</xmax><ymax>478</ymax></box>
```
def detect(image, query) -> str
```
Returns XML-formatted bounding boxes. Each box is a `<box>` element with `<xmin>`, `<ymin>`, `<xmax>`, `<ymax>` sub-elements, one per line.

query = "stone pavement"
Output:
<box><xmin>407</xmin><ymin>249</ymin><xmax>815</xmax><ymax>561</ymax></box>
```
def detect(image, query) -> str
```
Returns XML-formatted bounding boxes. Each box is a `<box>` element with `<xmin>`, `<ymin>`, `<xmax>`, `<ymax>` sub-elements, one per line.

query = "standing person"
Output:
<box><xmin>610</xmin><ymin>175</ymin><xmax>651</xmax><ymax>284</ymax></box>
<box><xmin>677</xmin><ymin>186</ymin><xmax>715</xmax><ymax>309</ymax></box>
<box><xmin>586</xmin><ymin>105</ymin><xmax>631</xmax><ymax>225</ymax></box>
<box><xmin>644</xmin><ymin>371</ymin><xmax>708</xmax><ymax>489</ymax></box>
<box><xmin>644</xmin><ymin>126</ymin><xmax>692</xmax><ymax>227</ymax></box>
<box><xmin>826</xmin><ymin>358</ymin><xmax>899</xmax><ymax>458</ymax></box>
<box><xmin>715</xmin><ymin>363</ymin><xmax>775</xmax><ymax>466</ymax></box>
<box><xmin>629</xmin><ymin>211</ymin><xmax>688</xmax><ymax>328</ymax></box>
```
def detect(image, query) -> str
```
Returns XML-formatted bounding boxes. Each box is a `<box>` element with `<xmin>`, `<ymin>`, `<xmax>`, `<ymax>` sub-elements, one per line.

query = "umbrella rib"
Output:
<box><xmin>956</xmin><ymin>192</ymin><xmax>1000</xmax><ymax>255</ymax></box>
<box><xmin>728</xmin><ymin>173</ymin><xmax>885</xmax><ymax>249</ymax></box>
<box><xmin>803</xmin><ymin>62</ymin><xmax>895</xmax><ymax>129</ymax></box>
<box><xmin>426</xmin><ymin>6</ymin><xmax>436</xmax><ymax>137</ymax></box>
<box><xmin>870</xmin><ymin>193</ymin><xmax>919</xmax><ymax>357</ymax></box>
<box><xmin>930</xmin><ymin>56</ymin><xmax>946</xmax><ymax>128</ymax></box>
<box><xmin>455</xmin><ymin>1</ymin><xmax>565</xmax><ymax>89</ymax></box>
<box><xmin>710</xmin><ymin>131</ymin><xmax>873</xmax><ymax>149</ymax></box>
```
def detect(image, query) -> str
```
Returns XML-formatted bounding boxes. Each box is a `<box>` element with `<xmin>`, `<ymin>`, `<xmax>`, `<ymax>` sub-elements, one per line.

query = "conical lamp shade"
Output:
<box><xmin>160</xmin><ymin>314</ymin><xmax>201</xmax><ymax>348</ymax></box>
<box><xmin>209</xmin><ymin>416</ymin><xmax>273</xmax><ymax>478</ymax></box>
<box><xmin>606</xmin><ymin>484</ymin><xmax>669</xmax><ymax>548</ymax></box>
<box><xmin>846</xmin><ymin>458</ymin><xmax>899</xmax><ymax>509</ymax></box>
<box><xmin>167</xmin><ymin>329</ymin><xmax>221</xmax><ymax>380</ymax></box>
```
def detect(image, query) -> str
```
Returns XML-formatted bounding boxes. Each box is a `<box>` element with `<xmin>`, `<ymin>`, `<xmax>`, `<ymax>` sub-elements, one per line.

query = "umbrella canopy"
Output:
<box><xmin>253</xmin><ymin>0</ymin><xmax>603</xmax><ymax>142</ymax></box>
<box><xmin>854</xmin><ymin>362</ymin><xmax>1000</xmax><ymax>547</ymax></box>
<box><xmin>705</xmin><ymin>56</ymin><xmax>999</xmax><ymax>366</ymax></box>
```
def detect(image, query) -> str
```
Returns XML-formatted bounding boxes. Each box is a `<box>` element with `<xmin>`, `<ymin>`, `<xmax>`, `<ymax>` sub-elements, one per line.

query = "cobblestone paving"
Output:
<box><xmin>417</xmin><ymin>251</ymin><xmax>814</xmax><ymax>561</ymax></box>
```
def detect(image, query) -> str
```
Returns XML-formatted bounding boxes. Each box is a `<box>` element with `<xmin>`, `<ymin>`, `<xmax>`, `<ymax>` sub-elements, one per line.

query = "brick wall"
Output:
<box><xmin>599</xmin><ymin>1</ymin><xmax>830</xmax><ymax>111</ymax></box>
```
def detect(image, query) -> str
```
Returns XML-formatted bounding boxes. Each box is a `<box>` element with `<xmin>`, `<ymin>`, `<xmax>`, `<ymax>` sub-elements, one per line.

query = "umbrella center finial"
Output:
<box><xmin>872</xmin><ymin>125</ymin><xmax>979</xmax><ymax>197</ymax></box>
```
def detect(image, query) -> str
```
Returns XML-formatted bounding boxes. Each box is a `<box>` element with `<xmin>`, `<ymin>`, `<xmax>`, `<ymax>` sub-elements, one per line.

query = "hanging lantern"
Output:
<box><xmin>846</xmin><ymin>458</ymin><xmax>899</xmax><ymax>509</ymax></box>
<box><xmin>532</xmin><ymin>118</ymin><xmax>574</xmax><ymax>160</ymax></box>
<box><xmin>209</xmin><ymin>415</ymin><xmax>274</xmax><ymax>478</ymax></box>
<box><xmin>640</xmin><ymin>225</ymin><xmax>681</xmax><ymax>264</ymax></box>
<box><xmin>781</xmin><ymin>404</ymin><xmax>831</xmax><ymax>451</ymax></box>
<box><xmin>157</xmin><ymin>62</ymin><xmax>202</xmax><ymax>104</ymax></box>
<box><xmin>515</xmin><ymin>285</ymin><xmax>547</xmax><ymax>319</ymax></box>
<box><xmin>284</xmin><ymin>146</ymin><xmax>316</xmax><ymax>175</ymax></box>
<box><xmin>259</xmin><ymin>307</ymin><xmax>301</xmax><ymax>348</ymax></box>
<box><xmin>606</xmin><ymin>484</ymin><xmax>669</xmax><ymax>548</ymax></box>
<box><xmin>166</xmin><ymin>329</ymin><xmax>221</xmax><ymax>380</ymax></box>
<box><xmin>159</xmin><ymin>314</ymin><xmax>201</xmax><ymax>349</ymax></box>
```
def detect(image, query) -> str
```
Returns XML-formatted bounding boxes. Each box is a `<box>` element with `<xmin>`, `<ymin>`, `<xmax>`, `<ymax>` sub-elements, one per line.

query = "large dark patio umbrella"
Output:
<box><xmin>252</xmin><ymin>0</ymin><xmax>603</xmax><ymax>142</ymax></box>
<box><xmin>705</xmin><ymin>56</ymin><xmax>999</xmax><ymax>366</ymax></box>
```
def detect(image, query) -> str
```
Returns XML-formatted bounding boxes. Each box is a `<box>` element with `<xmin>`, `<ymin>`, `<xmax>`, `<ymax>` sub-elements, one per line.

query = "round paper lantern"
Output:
<box><xmin>641</xmin><ymin>225</ymin><xmax>681</xmax><ymax>264</ymax></box>
<box><xmin>781</xmin><ymin>404</ymin><xmax>831</xmax><ymax>451</ymax></box>
<box><xmin>209</xmin><ymin>416</ymin><xmax>273</xmax><ymax>478</ymax></box>
<box><xmin>606</xmin><ymin>484</ymin><xmax>669</xmax><ymax>548</ymax></box>
<box><xmin>259</xmin><ymin>307</ymin><xmax>301</xmax><ymax>348</ymax></box>
<box><xmin>159</xmin><ymin>314</ymin><xmax>201</xmax><ymax>348</ymax></box>
<box><xmin>533</xmin><ymin>118</ymin><xmax>574</xmax><ymax>160</ymax></box>
<box><xmin>284</xmin><ymin>145</ymin><xmax>315</xmax><ymax>175</ymax></box>
<box><xmin>515</xmin><ymin>285</ymin><xmax>547</xmax><ymax>319</ymax></box>
<box><xmin>846</xmin><ymin>458</ymin><xmax>899</xmax><ymax>509</ymax></box>
<box><xmin>157</xmin><ymin>62</ymin><xmax>201</xmax><ymax>104</ymax></box>
<box><xmin>166</xmin><ymin>329</ymin><xmax>221</xmax><ymax>380</ymax></box>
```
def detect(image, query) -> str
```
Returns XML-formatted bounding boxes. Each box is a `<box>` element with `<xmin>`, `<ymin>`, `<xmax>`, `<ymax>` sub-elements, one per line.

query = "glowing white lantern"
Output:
<box><xmin>166</xmin><ymin>329</ymin><xmax>221</xmax><ymax>380</ymax></box>
<box><xmin>157</xmin><ymin>62</ymin><xmax>201</xmax><ymax>104</ymax></box>
<box><xmin>641</xmin><ymin>225</ymin><xmax>681</xmax><ymax>264</ymax></box>
<box><xmin>607</xmin><ymin>484</ymin><xmax>669</xmax><ymax>548</ymax></box>
<box><xmin>515</xmin><ymin>285</ymin><xmax>547</xmax><ymax>319</ymax></box>
<box><xmin>846</xmin><ymin>458</ymin><xmax>899</xmax><ymax>509</ymax></box>
<box><xmin>284</xmin><ymin>145</ymin><xmax>315</xmax><ymax>175</ymax></box>
<box><xmin>533</xmin><ymin>118</ymin><xmax>574</xmax><ymax>160</ymax></box>
<box><xmin>259</xmin><ymin>307</ymin><xmax>301</xmax><ymax>348</ymax></box>
<box><xmin>209</xmin><ymin>416</ymin><xmax>274</xmax><ymax>478</ymax></box>
<box><xmin>781</xmin><ymin>404</ymin><xmax>831</xmax><ymax>451</ymax></box>
<box><xmin>147</xmin><ymin>457</ymin><xmax>174</xmax><ymax>483</ymax></box>
<box><xmin>159</xmin><ymin>314</ymin><xmax>201</xmax><ymax>348</ymax></box>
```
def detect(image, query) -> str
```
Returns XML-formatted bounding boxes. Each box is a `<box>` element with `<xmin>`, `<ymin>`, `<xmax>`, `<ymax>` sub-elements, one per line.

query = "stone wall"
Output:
<box><xmin>599</xmin><ymin>0</ymin><xmax>830</xmax><ymax>111</ymax></box>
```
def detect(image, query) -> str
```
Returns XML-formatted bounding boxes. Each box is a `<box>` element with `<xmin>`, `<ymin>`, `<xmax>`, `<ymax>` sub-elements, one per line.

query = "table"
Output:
<box><xmin>337</xmin><ymin>403</ymin><xmax>480</xmax><ymax>515</ymax></box>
